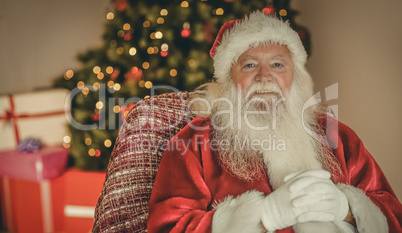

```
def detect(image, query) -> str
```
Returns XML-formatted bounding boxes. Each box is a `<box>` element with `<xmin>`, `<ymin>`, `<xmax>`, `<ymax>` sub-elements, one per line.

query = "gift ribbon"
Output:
<box><xmin>0</xmin><ymin>95</ymin><xmax>66</xmax><ymax>143</ymax></box>
<box><xmin>40</xmin><ymin>180</ymin><xmax>54</xmax><ymax>233</ymax></box>
<box><xmin>2</xmin><ymin>177</ymin><xmax>14</xmax><ymax>232</ymax></box>
<box><xmin>64</xmin><ymin>205</ymin><xmax>95</xmax><ymax>218</ymax></box>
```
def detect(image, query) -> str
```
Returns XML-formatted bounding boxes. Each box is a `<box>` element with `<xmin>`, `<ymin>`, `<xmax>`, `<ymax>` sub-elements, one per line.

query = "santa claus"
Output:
<box><xmin>147</xmin><ymin>11</ymin><xmax>402</xmax><ymax>233</ymax></box>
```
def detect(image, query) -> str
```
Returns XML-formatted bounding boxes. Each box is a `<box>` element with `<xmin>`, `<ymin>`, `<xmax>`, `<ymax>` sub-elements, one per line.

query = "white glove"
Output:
<box><xmin>290</xmin><ymin>172</ymin><xmax>349</xmax><ymax>223</ymax></box>
<box><xmin>260</xmin><ymin>170</ymin><xmax>332</xmax><ymax>231</ymax></box>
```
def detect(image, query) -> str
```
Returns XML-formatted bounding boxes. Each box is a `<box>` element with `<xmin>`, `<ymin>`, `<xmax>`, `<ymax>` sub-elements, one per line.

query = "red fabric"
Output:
<box><xmin>322</xmin><ymin>116</ymin><xmax>402</xmax><ymax>233</ymax></box>
<box><xmin>148</xmin><ymin>116</ymin><xmax>402</xmax><ymax>233</ymax></box>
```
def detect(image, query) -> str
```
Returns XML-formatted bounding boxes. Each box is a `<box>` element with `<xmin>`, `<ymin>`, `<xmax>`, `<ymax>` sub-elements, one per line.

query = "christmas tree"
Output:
<box><xmin>54</xmin><ymin>0</ymin><xmax>310</xmax><ymax>170</ymax></box>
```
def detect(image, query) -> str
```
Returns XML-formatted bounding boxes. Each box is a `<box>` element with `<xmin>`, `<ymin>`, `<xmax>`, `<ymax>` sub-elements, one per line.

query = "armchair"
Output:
<box><xmin>92</xmin><ymin>91</ymin><xmax>194</xmax><ymax>232</ymax></box>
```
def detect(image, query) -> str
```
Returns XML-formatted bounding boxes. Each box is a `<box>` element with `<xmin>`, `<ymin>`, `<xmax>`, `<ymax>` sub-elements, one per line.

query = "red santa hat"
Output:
<box><xmin>210</xmin><ymin>11</ymin><xmax>308</xmax><ymax>83</ymax></box>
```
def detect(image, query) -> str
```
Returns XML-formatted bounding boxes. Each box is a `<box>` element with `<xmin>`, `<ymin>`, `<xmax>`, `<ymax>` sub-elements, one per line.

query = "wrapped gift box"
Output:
<box><xmin>0</xmin><ymin>175</ymin><xmax>65</xmax><ymax>233</ymax></box>
<box><xmin>0</xmin><ymin>168</ymin><xmax>106</xmax><ymax>233</ymax></box>
<box><xmin>0</xmin><ymin>89</ymin><xmax>70</xmax><ymax>150</ymax></box>
<box><xmin>0</xmin><ymin>146</ymin><xmax>69</xmax><ymax>232</ymax></box>
<box><xmin>63</xmin><ymin>169</ymin><xmax>106</xmax><ymax>233</ymax></box>
<box><xmin>0</xmin><ymin>146</ymin><xmax>69</xmax><ymax>181</ymax></box>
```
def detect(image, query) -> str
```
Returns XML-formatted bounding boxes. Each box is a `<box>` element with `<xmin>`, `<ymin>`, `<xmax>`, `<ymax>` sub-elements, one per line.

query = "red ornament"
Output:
<box><xmin>92</xmin><ymin>113</ymin><xmax>100</xmax><ymax>121</ymax></box>
<box><xmin>181</xmin><ymin>29</ymin><xmax>191</xmax><ymax>38</ymax></box>
<box><xmin>263</xmin><ymin>5</ymin><xmax>276</xmax><ymax>15</ymax></box>
<box><xmin>110</xmin><ymin>68</ymin><xmax>120</xmax><ymax>80</ymax></box>
<box><xmin>95</xmin><ymin>149</ymin><xmax>101</xmax><ymax>157</ymax></box>
<box><xmin>124</xmin><ymin>66</ymin><xmax>143</xmax><ymax>82</ymax></box>
<box><xmin>161</xmin><ymin>51</ymin><xmax>168</xmax><ymax>57</ymax></box>
<box><xmin>123</xmin><ymin>33</ymin><xmax>132</xmax><ymax>41</ymax></box>
<box><xmin>114</xmin><ymin>0</ymin><xmax>128</xmax><ymax>11</ymax></box>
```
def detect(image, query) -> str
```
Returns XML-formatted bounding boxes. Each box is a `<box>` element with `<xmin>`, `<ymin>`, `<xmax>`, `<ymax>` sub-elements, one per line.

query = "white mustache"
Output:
<box><xmin>245</xmin><ymin>82</ymin><xmax>283</xmax><ymax>100</ymax></box>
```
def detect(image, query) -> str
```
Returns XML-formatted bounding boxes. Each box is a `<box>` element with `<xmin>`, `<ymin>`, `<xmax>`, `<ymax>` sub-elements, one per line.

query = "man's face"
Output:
<box><xmin>230</xmin><ymin>43</ymin><xmax>294</xmax><ymax>100</ymax></box>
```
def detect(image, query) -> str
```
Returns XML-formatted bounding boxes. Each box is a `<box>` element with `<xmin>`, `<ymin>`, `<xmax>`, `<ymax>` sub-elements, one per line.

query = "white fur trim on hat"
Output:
<box><xmin>213</xmin><ymin>11</ymin><xmax>307</xmax><ymax>83</ymax></box>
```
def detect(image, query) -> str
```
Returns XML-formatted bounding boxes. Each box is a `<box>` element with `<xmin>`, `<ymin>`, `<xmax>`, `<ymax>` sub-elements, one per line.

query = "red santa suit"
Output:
<box><xmin>147</xmin><ymin>116</ymin><xmax>402</xmax><ymax>233</ymax></box>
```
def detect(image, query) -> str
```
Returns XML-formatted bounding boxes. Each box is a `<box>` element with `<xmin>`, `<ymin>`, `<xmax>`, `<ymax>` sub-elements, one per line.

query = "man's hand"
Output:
<box><xmin>290</xmin><ymin>171</ymin><xmax>349</xmax><ymax>224</ymax></box>
<box><xmin>260</xmin><ymin>170</ymin><xmax>333</xmax><ymax>231</ymax></box>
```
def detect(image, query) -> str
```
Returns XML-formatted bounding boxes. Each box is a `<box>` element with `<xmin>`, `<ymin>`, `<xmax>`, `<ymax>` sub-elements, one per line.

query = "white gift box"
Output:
<box><xmin>0</xmin><ymin>89</ymin><xmax>70</xmax><ymax>150</ymax></box>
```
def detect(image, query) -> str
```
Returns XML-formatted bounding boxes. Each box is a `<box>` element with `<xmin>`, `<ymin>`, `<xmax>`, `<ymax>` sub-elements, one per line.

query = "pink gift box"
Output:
<box><xmin>0</xmin><ymin>146</ymin><xmax>69</xmax><ymax>182</ymax></box>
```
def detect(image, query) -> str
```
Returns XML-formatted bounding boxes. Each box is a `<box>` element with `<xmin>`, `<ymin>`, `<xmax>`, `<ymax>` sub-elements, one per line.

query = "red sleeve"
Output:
<box><xmin>327</xmin><ymin>117</ymin><xmax>402</xmax><ymax>232</ymax></box>
<box><xmin>147</xmin><ymin>124</ymin><xmax>214</xmax><ymax>233</ymax></box>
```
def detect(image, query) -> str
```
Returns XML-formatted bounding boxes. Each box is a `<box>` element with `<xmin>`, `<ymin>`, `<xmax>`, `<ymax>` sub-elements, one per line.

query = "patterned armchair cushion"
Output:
<box><xmin>92</xmin><ymin>91</ymin><xmax>194</xmax><ymax>232</ymax></box>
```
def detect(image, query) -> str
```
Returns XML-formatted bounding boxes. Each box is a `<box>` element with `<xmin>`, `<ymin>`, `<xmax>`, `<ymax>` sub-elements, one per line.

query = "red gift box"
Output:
<box><xmin>0</xmin><ymin>174</ymin><xmax>66</xmax><ymax>233</ymax></box>
<box><xmin>63</xmin><ymin>169</ymin><xmax>106</xmax><ymax>233</ymax></box>
<box><xmin>0</xmin><ymin>168</ymin><xmax>106</xmax><ymax>233</ymax></box>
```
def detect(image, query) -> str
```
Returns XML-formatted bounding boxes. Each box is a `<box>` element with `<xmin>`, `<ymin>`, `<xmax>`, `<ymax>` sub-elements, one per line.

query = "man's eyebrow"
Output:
<box><xmin>238</xmin><ymin>56</ymin><xmax>258</xmax><ymax>62</ymax></box>
<box><xmin>239</xmin><ymin>55</ymin><xmax>291</xmax><ymax>62</ymax></box>
<box><xmin>271</xmin><ymin>55</ymin><xmax>288</xmax><ymax>60</ymax></box>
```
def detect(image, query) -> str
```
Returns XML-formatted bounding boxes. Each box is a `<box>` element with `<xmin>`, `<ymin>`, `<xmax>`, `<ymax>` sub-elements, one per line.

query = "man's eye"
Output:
<box><xmin>273</xmin><ymin>63</ymin><xmax>283</xmax><ymax>67</ymax></box>
<box><xmin>244</xmin><ymin>63</ymin><xmax>256</xmax><ymax>68</ymax></box>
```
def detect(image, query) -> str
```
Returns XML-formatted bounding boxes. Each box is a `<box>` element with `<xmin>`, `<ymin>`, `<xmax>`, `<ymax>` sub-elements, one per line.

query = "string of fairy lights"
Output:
<box><xmin>61</xmin><ymin>0</ymin><xmax>291</xmax><ymax>159</ymax></box>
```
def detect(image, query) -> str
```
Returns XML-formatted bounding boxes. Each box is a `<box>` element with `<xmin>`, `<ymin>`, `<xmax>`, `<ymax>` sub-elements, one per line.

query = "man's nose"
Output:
<box><xmin>256</xmin><ymin>65</ymin><xmax>272</xmax><ymax>82</ymax></box>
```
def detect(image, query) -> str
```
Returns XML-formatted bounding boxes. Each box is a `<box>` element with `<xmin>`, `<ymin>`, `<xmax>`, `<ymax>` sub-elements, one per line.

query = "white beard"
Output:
<box><xmin>209</xmin><ymin>78</ymin><xmax>335</xmax><ymax>189</ymax></box>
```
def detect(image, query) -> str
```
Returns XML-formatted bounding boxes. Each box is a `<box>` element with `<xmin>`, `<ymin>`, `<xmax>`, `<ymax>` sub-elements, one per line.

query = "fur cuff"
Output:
<box><xmin>212</xmin><ymin>190</ymin><xmax>265</xmax><ymax>233</ymax></box>
<box><xmin>337</xmin><ymin>183</ymin><xmax>388</xmax><ymax>233</ymax></box>
<box><xmin>294</xmin><ymin>221</ymin><xmax>356</xmax><ymax>233</ymax></box>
